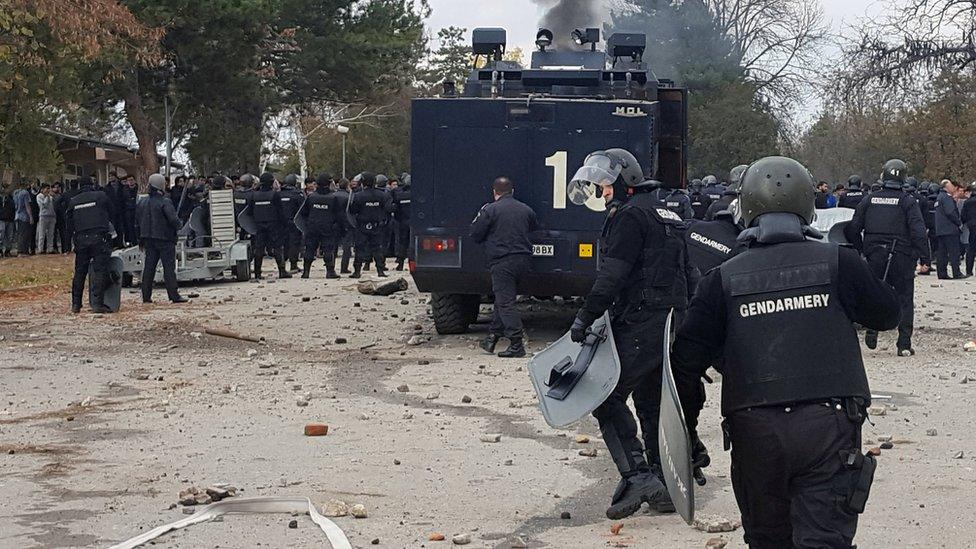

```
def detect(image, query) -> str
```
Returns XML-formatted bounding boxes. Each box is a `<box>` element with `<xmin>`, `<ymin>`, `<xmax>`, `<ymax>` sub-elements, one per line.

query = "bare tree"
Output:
<box><xmin>706</xmin><ymin>0</ymin><xmax>828</xmax><ymax>111</ymax></box>
<box><xmin>843</xmin><ymin>0</ymin><xmax>976</xmax><ymax>95</ymax></box>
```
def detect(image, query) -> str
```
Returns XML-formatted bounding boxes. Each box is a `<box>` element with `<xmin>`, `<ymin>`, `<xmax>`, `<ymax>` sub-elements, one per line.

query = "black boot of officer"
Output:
<box><xmin>672</xmin><ymin>156</ymin><xmax>902</xmax><ymax>548</ymax></box>
<box><xmin>568</xmin><ymin>149</ymin><xmax>692</xmax><ymax>518</ymax></box>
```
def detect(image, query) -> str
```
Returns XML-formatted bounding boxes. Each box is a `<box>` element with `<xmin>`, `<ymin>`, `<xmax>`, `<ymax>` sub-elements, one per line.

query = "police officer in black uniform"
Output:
<box><xmin>701</xmin><ymin>175</ymin><xmax>725</xmax><ymax>205</ymax></box>
<box><xmin>663</xmin><ymin>187</ymin><xmax>694</xmax><ymax>220</ymax></box>
<box><xmin>298</xmin><ymin>173</ymin><xmax>344</xmax><ymax>279</ymax></box>
<box><xmin>672</xmin><ymin>156</ymin><xmax>901</xmax><ymax>549</ymax></box>
<box><xmin>705</xmin><ymin>165</ymin><xmax>748</xmax><ymax>220</ymax></box>
<box><xmin>688</xmin><ymin>178</ymin><xmax>710</xmax><ymax>220</ymax></box>
<box><xmin>334</xmin><ymin>178</ymin><xmax>355</xmax><ymax>274</ymax></box>
<box><xmin>838</xmin><ymin>175</ymin><xmax>866</xmax><ymax>209</ymax></box>
<box><xmin>568</xmin><ymin>149</ymin><xmax>694</xmax><ymax>519</ymax></box>
<box><xmin>349</xmin><ymin>172</ymin><xmax>394</xmax><ymax>278</ymax></box>
<box><xmin>392</xmin><ymin>173</ymin><xmax>412</xmax><ymax>270</ymax></box>
<box><xmin>247</xmin><ymin>172</ymin><xmax>292</xmax><ymax>279</ymax></box>
<box><xmin>686</xmin><ymin>200</ymin><xmax>744</xmax><ymax>276</ymax></box>
<box><xmin>233</xmin><ymin>175</ymin><xmax>254</xmax><ymax>240</ymax></box>
<box><xmin>846</xmin><ymin>159</ymin><xmax>928</xmax><ymax>356</ymax></box>
<box><xmin>66</xmin><ymin>176</ymin><xmax>115</xmax><ymax>314</ymax></box>
<box><xmin>138</xmin><ymin>174</ymin><xmax>189</xmax><ymax>304</ymax></box>
<box><xmin>470</xmin><ymin>177</ymin><xmax>538</xmax><ymax>359</ymax></box>
<box><xmin>279</xmin><ymin>174</ymin><xmax>304</xmax><ymax>272</ymax></box>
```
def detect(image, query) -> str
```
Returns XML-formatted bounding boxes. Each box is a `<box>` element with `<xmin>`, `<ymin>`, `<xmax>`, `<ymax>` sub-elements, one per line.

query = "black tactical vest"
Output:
<box><xmin>69</xmin><ymin>190</ymin><xmax>111</xmax><ymax>234</ymax></box>
<box><xmin>613</xmin><ymin>198</ymin><xmax>690</xmax><ymax>318</ymax></box>
<box><xmin>251</xmin><ymin>189</ymin><xmax>278</xmax><ymax>223</ymax></box>
<box><xmin>838</xmin><ymin>190</ymin><xmax>864</xmax><ymax>209</ymax></box>
<box><xmin>685</xmin><ymin>218</ymin><xmax>739</xmax><ymax>274</ymax></box>
<box><xmin>307</xmin><ymin>192</ymin><xmax>340</xmax><ymax>232</ymax></box>
<box><xmin>719</xmin><ymin>240</ymin><xmax>869</xmax><ymax>414</ymax></box>
<box><xmin>279</xmin><ymin>187</ymin><xmax>303</xmax><ymax>219</ymax></box>
<box><xmin>233</xmin><ymin>190</ymin><xmax>249</xmax><ymax>215</ymax></box>
<box><xmin>863</xmin><ymin>188</ymin><xmax>908</xmax><ymax>238</ymax></box>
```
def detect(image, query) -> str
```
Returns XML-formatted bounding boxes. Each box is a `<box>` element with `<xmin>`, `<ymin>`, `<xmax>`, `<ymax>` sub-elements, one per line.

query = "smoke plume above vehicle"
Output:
<box><xmin>533</xmin><ymin>0</ymin><xmax>605</xmax><ymax>48</ymax></box>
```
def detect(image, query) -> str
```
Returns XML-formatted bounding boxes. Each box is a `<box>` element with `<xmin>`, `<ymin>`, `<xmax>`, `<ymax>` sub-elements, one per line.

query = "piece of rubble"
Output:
<box><xmin>350</xmin><ymin>503</ymin><xmax>368</xmax><ymax>518</ymax></box>
<box><xmin>461</xmin><ymin>395</ymin><xmax>472</xmax><ymax>403</ymax></box>
<box><xmin>867</xmin><ymin>405</ymin><xmax>886</xmax><ymax>416</ymax></box>
<box><xmin>480</xmin><ymin>434</ymin><xmax>502</xmax><ymax>443</ymax></box>
<box><xmin>356</xmin><ymin>278</ymin><xmax>409</xmax><ymax>296</ymax></box>
<box><xmin>429</xmin><ymin>533</ymin><xmax>446</xmax><ymax>541</ymax></box>
<box><xmin>296</xmin><ymin>398</ymin><xmax>309</xmax><ymax>407</ymax></box>
<box><xmin>426</xmin><ymin>392</ymin><xmax>440</xmax><ymax>400</ymax></box>
<box><xmin>575</xmin><ymin>435</ymin><xmax>590</xmax><ymax>444</ymax></box>
<box><xmin>288</xmin><ymin>519</ymin><xmax>298</xmax><ymax>528</ymax></box>
<box><xmin>694</xmin><ymin>517</ymin><xmax>737</xmax><ymax>533</ymax></box>
<box><xmin>880</xmin><ymin>441</ymin><xmax>893</xmax><ymax>450</ymax></box>
<box><xmin>561</xmin><ymin>511</ymin><xmax>571</xmax><ymax>519</ymax></box>
<box><xmin>953</xmin><ymin>451</ymin><xmax>965</xmax><ymax>459</ymax></box>
<box><xmin>964</xmin><ymin>340</ymin><xmax>976</xmax><ymax>352</ymax></box>
<box><xmin>407</xmin><ymin>335</ymin><xmax>426</xmax><ymax>346</ymax></box>
<box><xmin>452</xmin><ymin>533</ymin><xmax>472</xmax><ymax>545</ymax></box>
<box><xmin>509</xmin><ymin>536</ymin><xmax>528</xmax><ymax>548</ymax></box>
<box><xmin>321</xmin><ymin>499</ymin><xmax>348</xmax><ymax>517</ymax></box>
<box><xmin>706</xmin><ymin>537</ymin><xmax>729</xmax><ymax>549</ymax></box>
<box><xmin>246</xmin><ymin>349</ymin><xmax>259</xmax><ymax>358</ymax></box>
<box><xmin>304</xmin><ymin>424</ymin><xmax>329</xmax><ymax>436</ymax></box>
<box><xmin>578</xmin><ymin>448</ymin><xmax>598</xmax><ymax>457</ymax></box>
<box><xmin>610</xmin><ymin>523</ymin><xmax>624</xmax><ymax>535</ymax></box>
<box><xmin>926</xmin><ymin>428</ymin><xmax>938</xmax><ymax>436</ymax></box>
<box><xmin>396</xmin><ymin>384</ymin><xmax>410</xmax><ymax>393</ymax></box>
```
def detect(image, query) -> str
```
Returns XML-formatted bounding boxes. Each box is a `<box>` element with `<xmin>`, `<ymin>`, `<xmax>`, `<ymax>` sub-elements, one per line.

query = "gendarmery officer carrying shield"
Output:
<box><xmin>670</xmin><ymin>156</ymin><xmax>901</xmax><ymax>548</ymax></box>
<box><xmin>569</xmin><ymin>149</ymin><xmax>697</xmax><ymax>519</ymax></box>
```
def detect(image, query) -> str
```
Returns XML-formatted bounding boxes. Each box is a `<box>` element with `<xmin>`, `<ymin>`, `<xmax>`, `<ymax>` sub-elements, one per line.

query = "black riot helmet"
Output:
<box><xmin>903</xmin><ymin>176</ymin><xmax>918</xmax><ymax>192</ymax></box>
<box><xmin>283</xmin><ymin>174</ymin><xmax>299</xmax><ymax>188</ymax></box>
<box><xmin>315</xmin><ymin>172</ymin><xmax>333</xmax><ymax>194</ymax></box>
<box><xmin>376</xmin><ymin>174</ymin><xmax>389</xmax><ymax>188</ymax></box>
<box><xmin>689</xmin><ymin>178</ymin><xmax>703</xmax><ymax>191</ymax></box>
<box><xmin>728</xmin><ymin>164</ymin><xmax>749</xmax><ymax>192</ymax></box>
<box><xmin>360</xmin><ymin>172</ymin><xmax>376</xmax><ymax>188</ymax></box>
<box><xmin>570</xmin><ymin>148</ymin><xmax>644</xmax><ymax>203</ymax></box>
<box><xmin>881</xmin><ymin>159</ymin><xmax>907</xmax><ymax>185</ymax></box>
<box><xmin>847</xmin><ymin>175</ymin><xmax>861</xmax><ymax>189</ymax></box>
<box><xmin>702</xmin><ymin>175</ymin><xmax>718</xmax><ymax>187</ymax></box>
<box><xmin>259</xmin><ymin>172</ymin><xmax>275</xmax><ymax>189</ymax></box>
<box><xmin>736</xmin><ymin>156</ymin><xmax>816</xmax><ymax>228</ymax></box>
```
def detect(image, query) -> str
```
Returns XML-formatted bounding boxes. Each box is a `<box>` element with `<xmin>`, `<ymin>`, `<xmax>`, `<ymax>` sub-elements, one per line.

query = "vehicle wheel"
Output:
<box><xmin>431</xmin><ymin>293</ymin><xmax>478</xmax><ymax>334</ymax></box>
<box><xmin>461</xmin><ymin>295</ymin><xmax>481</xmax><ymax>326</ymax></box>
<box><xmin>234</xmin><ymin>260</ymin><xmax>251</xmax><ymax>282</ymax></box>
<box><xmin>121</xmin><ymin>273</ymin><xmax>134</xmax><ymax>288</ymax></box>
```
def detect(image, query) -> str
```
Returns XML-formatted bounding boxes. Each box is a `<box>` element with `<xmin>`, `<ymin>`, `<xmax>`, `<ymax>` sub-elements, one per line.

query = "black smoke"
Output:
<box><xmin>534</xmin><ymin>0</ymin><xmax>603</xmax><ymax>48</ymax></box>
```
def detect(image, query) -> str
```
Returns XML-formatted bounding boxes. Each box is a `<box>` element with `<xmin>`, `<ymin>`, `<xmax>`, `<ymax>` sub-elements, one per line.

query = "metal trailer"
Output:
<box><xmin>409</xmin><ymin>27</ymin><xmax>688</xmax><ymax>334</ymax></box>
<box><xmin>114</xmin><ymin>189</ymin><xmax>251</xmax><ymax>286</ymax></box>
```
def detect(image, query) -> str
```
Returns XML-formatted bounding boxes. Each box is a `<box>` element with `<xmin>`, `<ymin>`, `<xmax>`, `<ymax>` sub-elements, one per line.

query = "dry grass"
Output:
<box><xmin>0</xmin><ymin>253</ymin><xmax>73</xmax><ymax>302</ymax></box>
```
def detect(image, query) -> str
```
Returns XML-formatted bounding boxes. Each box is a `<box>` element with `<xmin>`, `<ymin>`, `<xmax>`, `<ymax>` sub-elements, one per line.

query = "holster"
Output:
<box><xmin>841</xmin><ymin>449</ymin><xmax>877</xmax><ymax>514</ymax></box>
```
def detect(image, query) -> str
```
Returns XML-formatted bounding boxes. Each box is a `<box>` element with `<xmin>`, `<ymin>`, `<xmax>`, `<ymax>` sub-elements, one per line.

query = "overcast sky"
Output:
<box><xmin>426</xmin><ymin>0</ymin><xmax>887</xmax><ymax>52</ymax></box>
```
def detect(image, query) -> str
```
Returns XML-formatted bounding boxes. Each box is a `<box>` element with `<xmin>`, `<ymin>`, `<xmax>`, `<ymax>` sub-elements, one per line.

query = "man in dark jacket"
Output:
<box><xmin>121</xmin><ymin>175</ymin><xmax>139</xmax><ymax>247</ymax></box>
<box><xmin>334</xmin><ymin>178</ymin><xmax>354</xmax><ymax>274</ymax></box>
<box><xmin>349</xmin><ymin>172</ymin><xmax>394</xmax><ymax>278</ymax></box>
<box><xmin>298</xmin><ymin>173</ymin><xmax>344</xmax><ymax>279</ymax></box>
<box><xmin>279</xmin><ymin>174</ymin><xmax>304</xmax><ymax>271</ymax></box>
<box><xmin>138</xmin><ymin>174</ymin><xmax>188</xmax><ymax>303</ymax></box>
<box><xmin>470</xmin><ymin>176</ymin><xmax>539</xmax><ymax>358</ymax></box>
<box><xmin>0</xmin><ymin>183</ymin><xmax>15</xmax><ymax>256</ymax></box>
<box><xmin>934</xmin><ymin>179</ymin><xmax>966</xmax><ymax>279</ymax></box>
<box><xmin>962</xmin><ymin>184</ymin><xmax>976</xmax><ymax>276</ymax></box>
<box><xmin>247</xmin><ymin>172</ymin><xmax>292</xmax><ymax>279</ymax></box>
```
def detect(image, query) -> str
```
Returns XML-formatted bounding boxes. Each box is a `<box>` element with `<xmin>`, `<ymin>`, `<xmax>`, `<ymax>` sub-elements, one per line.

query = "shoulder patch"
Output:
<box><xmin>654</xmin><ymin>208</ymin><xmax>684</xmax><ymax>222</ymax></box>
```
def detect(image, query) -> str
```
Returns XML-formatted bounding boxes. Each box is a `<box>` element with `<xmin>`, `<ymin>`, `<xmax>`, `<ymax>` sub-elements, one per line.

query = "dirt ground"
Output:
<box><xmin>1</xmin><ymin>256</ymin><xmax>975</xmax><ymax>549</ymax></box>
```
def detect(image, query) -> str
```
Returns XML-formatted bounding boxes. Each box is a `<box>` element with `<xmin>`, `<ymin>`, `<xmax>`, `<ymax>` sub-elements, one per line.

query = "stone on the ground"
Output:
<box><xmin>706</xmin><ymin>537</ymin><xmax>728</xmax><ymax>549</ymax></box>
<box><xmin>357</xmin><ymin>278</ymin><xmax>408</xmax><ymax>296</ymax></box>
<box><xmin>396</xmin><ymin>384</ymin><xmax>410</xmax><ymax>392</ymax></box>
<box><xmin>926</xmin><ymin>428</ymin><xmax>938</xmax><ymax>436</ymax></box>
<box><xmin>578</xmin><ymin>448</ymin><xmax>598</xmax><ymax>457</ymax></box>
<box><xmin>694</xmin><ymin>516</ymin><xmax>737</xmax><ymax>533</ymax></box>
<box><xmin>509</xmin><ymin>536</ymin><xmax>528</xmax><ymax>548</ymax></box>
<box><xmin>452</xmin><ymin>533</ymin><xmax>472</xmax><ymax>545</ymax></box>
<box><xmin>350</xmin><ymin>503</ymin><xmax>368</xmax><ymax>518</ymax></box>
<box><xmin>480</xmin><ymin>434</ymin><xmax>502</xmax><ymax>443</ymax></box>
<box><xmin>867</xmin><ymin>405</ymin><xmax>886</xmax><ymax>416</ymax></box>
<box><xmin>575</xmin><ymin>434</ymin><xmax>590</xmax><ymax>444</ymax></box>
<box><xmin>321</xmin><ymin>499</ymin><xmax>348</xmax><ymax>517</ymax></box>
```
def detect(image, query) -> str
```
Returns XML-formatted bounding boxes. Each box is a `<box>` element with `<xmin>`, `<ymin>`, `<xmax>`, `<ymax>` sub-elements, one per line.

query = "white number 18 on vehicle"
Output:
<box><xmin>546</xmin><ymin>151</ymin><xmax>606</xmax><ymax>212</ymax></box>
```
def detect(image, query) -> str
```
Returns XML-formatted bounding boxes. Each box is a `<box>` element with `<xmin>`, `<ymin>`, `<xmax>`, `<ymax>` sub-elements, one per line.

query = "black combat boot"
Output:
<box><xmin>497</xmin><ymin>337</ymin><xmax>525</xmax><ymax>358</ymax></box>
<box><xmin>480</xmin><ymin>333</ymin><xmax>500</xmax><ymax>354</ymax></box>
<box><xmin>71</xmin><ymin>302</ymin><xmax>81</xmax><ymax>314</ymax></box>
<box><xmin>254</xmin><ymin>257</ymin><xmax>263</xmax><ymax>280</ymax></box>
<box><xmin>864</xmin><ymin>330</ymin><xmax>878</xmax><ymax>350</ymax></box>
<box><xmin>277</xmin><ymin>258</ymin><xmax>292</xmax><ymax>279</ymax></box>
<box><xmin>290</xmin><ymin>260</ymin><xmax>299</xmax><ymax>272</ymax></box>
<box><xmin>376</xmin><ymin>267</ymin><xmax>388</xmax><ymax>278</ymax></box>
<box><xmin>606</xmin><ymin>471</ymin><xmax>670</xmax><ymax>519</ymax></box>
<box><xmin>91</xmin><ymin>303</ymin><xmax>113</xmax><ymax>314</ymax></box>
<box><xmin>340</xmin><ymin>254</ymin><xmax>351</xmax><ymax>274</ymax></box>
<box><xmin>326</xmin><ymin>259</ymin><xmax>340</xmax><ymax>279</ymax></box>
<box><xmin>301</xmin><ymin>262</ymin><xmax>311</xmax><ymax>279</ymax></box>
<box><xmin>350</xmin><ymin>263</ymin><xmax>362</xmax><ymax>279</ymax></box>
<box><xmin>396</xmin><ymin>259</ymin><xmax>405</xmax><ymax>271</ymax></box>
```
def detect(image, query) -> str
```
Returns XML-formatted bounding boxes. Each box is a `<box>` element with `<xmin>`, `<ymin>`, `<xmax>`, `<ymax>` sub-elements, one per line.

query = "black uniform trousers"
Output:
<box><xmin>339</xmin><ymin>233</ymin><xmax>354</xmax><ymax>272</ymax></box>
<box><xmin>252</xmin><ymin>222</ymin><xmax>285</xmax><ymax>276</ymax></box>
<box><xmin>123</xmin><ymin>211</ymin><xmax>137</xmax><ymax>247</ymax></box>
<box><xmin>966</xmin><ymin>230</ymin><xmax>976</xmax><ymax>275</ymax></box>
<box><xmin>396</xmin><ymin>220</ymin><xmax>411</xmax><ymax>262</ymax></box>
<box><xmin>71</xmin><ymin>231</ymin><xmax>111</xmax><ymax>307</ymax></box>
<box><xmin>936</xmin><ymin>235</ymin><xmax>963</xmax><ymax>278</ymax></box>
<box><xmin>355</xmin><ymin>227</ymin><xmax>386</xmax><ymax>270</ymax></box>
<box><xmin>283</xmin><ymin>222</ymin><xmax>302</xmax><ymax>266</ymax></box>
<box><xmin>592</xmin><ymin>313</ymin><xmax>668</xmax><ymax>477</ymax></box>
<box><xmin>304</xmin><ymin>230</ymin><xmax>337</xmax><ymax>268</ymax></box>
<box><xmin>865</xmin><ymin>247</ymin><xmax>913</xmax><ymax>349</ymax></box>
<box><xmin>728</xmin><ymin>403</ymin><xmax>861</xmax><ymax>549</ymax></box>
<box><xmin>488</xmin><ymin>254</ymin><xmax>530</xmax><ymax>339</ymax></box>
<box><xmin>141</xmin><ymin>238</ymin><xmax>180</xmax><ymax>302</ymax></box>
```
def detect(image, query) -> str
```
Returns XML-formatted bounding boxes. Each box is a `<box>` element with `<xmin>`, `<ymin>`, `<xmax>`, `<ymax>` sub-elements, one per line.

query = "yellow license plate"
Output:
<box><xmin>579</xmin><ymin>244</ymin><xmax>593</xmax><ymax>258</ymax></box>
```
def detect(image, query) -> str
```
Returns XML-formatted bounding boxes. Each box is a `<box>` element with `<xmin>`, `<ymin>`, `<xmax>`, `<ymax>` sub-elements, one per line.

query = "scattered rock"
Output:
<box><xmin>452</xmin><ymin>533</ymin><xmax>472</xmax><ymax>545</ymax></box>
<box><xmin>418</xmin><ymin>359</ymin><xmax>431</xmax><ymax>365</ymax></box>
<box><xmin>480</xmin><ymin>434</ymin><xmax>502</xmax><ymax>443</ymax></box>
<box><xmin>880</xmin><ymin>441</ymin><xmax>894</xmax><ymax>450</ymax></box>
<box><xmin>396</xmin><ymin>384</ymin><xmax>410</xmax><ymax>393</ymax></box>
<box><xmin>926</xmin><ymin>428</ymin><xmax>938</xmax><ymax>436</ymax></box>
<box><xmin>302</xmin><ymin>297</ymin><xmax>311</xmax><ymax>302</ymax></box>
<box><xmin>964</xmin><ymin>340</ymin><xmax>976</xmax><ymax>352</ymax></box>
<box><xmin>578</xmin><ymin>448</ymin><xmax>598</xmax><ymax>457</ymax></box>
<box><xmin>321</xmin><ymin>499</ymin><xmax>348</xmax><ymax>517</ymax></box>
<box><xmin>407</xmin><ymin>335</ymin><xmax>427</xmax><ymax>346</ymax></box>
<box><xmin>429</xmin><ymin>533</ymin><xmax>446</xmax><ymax>541</ymax></box>
<box><xmin>335</xmin><ymin>337</ymin><xmax>347</xmax><ymax>344</ymax></box>
<box><xmin>461</xmin><ymin>395</ymin><xmax>472</xmax><ymax>403</ymax></box>
<box><xmin>304</xmin><ymin>424</ymin><xmax>329</xmax><ymax>436</ymax></box>
<box><xmin>610</xmin><ymin>523</ymin><xmax>624</xmax><ymax>535</ymax></box>
<box><xmin>509</xmin><ymin>536</ymin><xmax>528</xmax><ymax>548</ymax></box>
<box><xmin>574</xmin><ymin>435</ymin><xmax>590</xmax><ymax>444</ymax></box>
<box><xmin>358</xmin><ymin>413</ymin><xmax>370</xmax><ymax>420</ymax></box>
<box><xmin>288</xmin><ymin>519</ymin><xmax>298</xmax><ymax>529</ymax></box>
<box><xmin>867</xmin><ymin>406</ymin><xmax>886</xmax><ymax>416</ymax></box>
<box><xmin>350</xmin><ymin>504</ymin><xmax>368</xmax><ymax>518</ymax></box>
<box><xmin>953</xmin><ymin>451</ymin><xmax>965</xmax><ymax>459</ymax></box>
<box><xmin>426</xmin><ymin>392</ymin><xmax>440</xmax><ymax>400</ymax></box>
<box><xmin>357</xmin><ymin>277</ymin><xmax>409</xmax><ymax>296</ymax></box>
<box><xmin>877</xmin><ymin>435</ymin><xmax>893</xmax><ymax>442</ymax></box>
<box><xmin>560</xmin><ymin>511</ymin><xmax>571</xmax><ymax>519</ymax></box>
<box><xmin>296</xmin><ymin>398</ymin><xmax>309</xmax><ymax>407</ymax></box>
<box><xmin>694</xmin><ymin>516</ymin><xmax>738</xmax><ymax>533</ymax></box>
<box><xmin>246</xmin><ymin>349</ymin><xmax>259</xmax><ymax>358</ymax></box>
<box><xmin>706</xmin><ymin>537</ymin><xmax>729</xmax><ymax>549</ymax></box>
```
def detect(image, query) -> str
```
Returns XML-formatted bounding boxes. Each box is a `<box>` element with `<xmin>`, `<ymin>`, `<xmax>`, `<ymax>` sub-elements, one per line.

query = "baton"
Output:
<box><xmin>882</xmin><ymin>238</ymin><xmax>897</xmax><ymax>281</ymax></box>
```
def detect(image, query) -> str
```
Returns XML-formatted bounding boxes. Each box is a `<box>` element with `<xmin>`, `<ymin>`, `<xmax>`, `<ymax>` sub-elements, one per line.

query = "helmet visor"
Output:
<box><xmin>571</xmin><ymin>152</ymin><xmax>621</xmax><ymax>188</ymax></box>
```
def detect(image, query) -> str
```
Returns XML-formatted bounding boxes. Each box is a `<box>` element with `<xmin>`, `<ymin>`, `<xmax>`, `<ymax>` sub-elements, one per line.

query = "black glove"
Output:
<box><xmin>691</xmin><ymin>434</ymin><xmax>710</xmax><ymax>486</ymax></box>
<box><xmin>570</xmin><ymin>312</ymin><xmax>593</xmax><ymax>343</ymax></box>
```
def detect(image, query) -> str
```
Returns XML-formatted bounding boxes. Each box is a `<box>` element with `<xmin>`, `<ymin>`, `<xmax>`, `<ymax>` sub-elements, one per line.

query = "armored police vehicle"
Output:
<box><xmin>410</xmin><ymin>27</ymin><xmax>688</xmax><ymax>334</ymax></box>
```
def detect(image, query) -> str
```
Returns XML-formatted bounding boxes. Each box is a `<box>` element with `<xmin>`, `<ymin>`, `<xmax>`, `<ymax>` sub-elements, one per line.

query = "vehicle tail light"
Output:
<box><xmin>421</xmin><ymin>237</ymin><xmax>456</xmax><ymax>252</ymax></box>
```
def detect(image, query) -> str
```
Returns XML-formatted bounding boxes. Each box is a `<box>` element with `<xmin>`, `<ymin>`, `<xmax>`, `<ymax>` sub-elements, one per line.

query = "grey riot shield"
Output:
<box><xmin>237</xmin><ymin>206</ymin><xmax>258</xmax><ymax>236</ymax></box>
<box><xmin>827</xmin><ymin>220</ymin><xmax>851</xmax><ymax>245</ymax></box>
<box><xmin>294</xmin><ymin>200</ymin><xmax>308</xmax><ymax>234</ymax></box>
<box><xmin>90</xmin><ymin>255</ymin><xmax>124</xmax><ymax>312</ymax></box>
<box><xmin>527</xmin><ymin>311</ymin><xmax>620</xmax><ymax>429</ymax></box>
<box><xmin>658</xmin><ymin>310</ymin><xmax>695</xmax><ymax>525</ymax></box>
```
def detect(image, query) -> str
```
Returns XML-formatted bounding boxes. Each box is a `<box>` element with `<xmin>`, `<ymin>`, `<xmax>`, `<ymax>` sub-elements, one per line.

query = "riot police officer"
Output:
<box><xmin>701</xmin><ymin>174</ymin><xmax>725</xmax><ymax>204</ymax></box>
<box><xmin>705</xmin><ymin>164</ymin><xmax>748</xmax><ymax>220</ymax></box>
<box><xmin>279</xmin><ymin>174</ymin><xmax>304</xmax><ymax>272</ymax></box>
<box><xmin>334</xmin><ymin>178</ymin><xmax>355</xmax><ymax>274</ymax></box>
<box><xmin>138</xmin><ymin>174</ymin><xmax>188</xmax><ymax>304</ymax></box>
<box><xmin>234</xmin><ymin>175</ymin><xmax>254</xmax><ymax>240</ymax></box>
<box><xmin>688</xmin><ymin>178</ymin><xmax>710</xmax><ymax>220</ymax></box>
<box><xmin>247</xmin><ymin>172</ymin><xmax>292</xmax><ymax>279</ymax></box>
<box><xmin>846</xmin><ymin>159</ymin><xmax>928</xmax><ymax>356</ymax></box>
<box><xmin>298</xmin><ymin>173</ymin><xmax>344</xmax><ymax>279</ymax></box>
<box><xmin>349</xmin><ymin>172</ymin><xmax>394</xmax><ymax>278</ymax></box>
<box><xmin>568</xmin><ymin>149</ymin><xmax>694</xmax><ymax>519</ymax></box>
<box><xmin>392</xmin><ymin>173</ymin><xmax>412</xmax><ymax>270</ymax></box>
<box><xmin>685</xmin><ymin>203</ymin><xmax>744</xmax><ymax>276</ymax></box>
<box><xmin>839</xmin><ymin>175</ymin><xmax>866</xmax><ymax>209</ymax></box>
<box><xmin>671</xmin><ymin>156</ymin><xmax>901</xmax><ymax>549</ymax></box>
<box><xmin>470</xmin><ymin>177</ymin><xmax>538</xmax><ymax>359</ymax></box>
<box><xmin>66</xmin><ymin>176</ymin><xmax>115</xmax><ymax>314</ymax></box>
<box><xmin>663</xmin><ymin>187</ymin><xmax>694</xmax><ymax>220</ymax></box>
